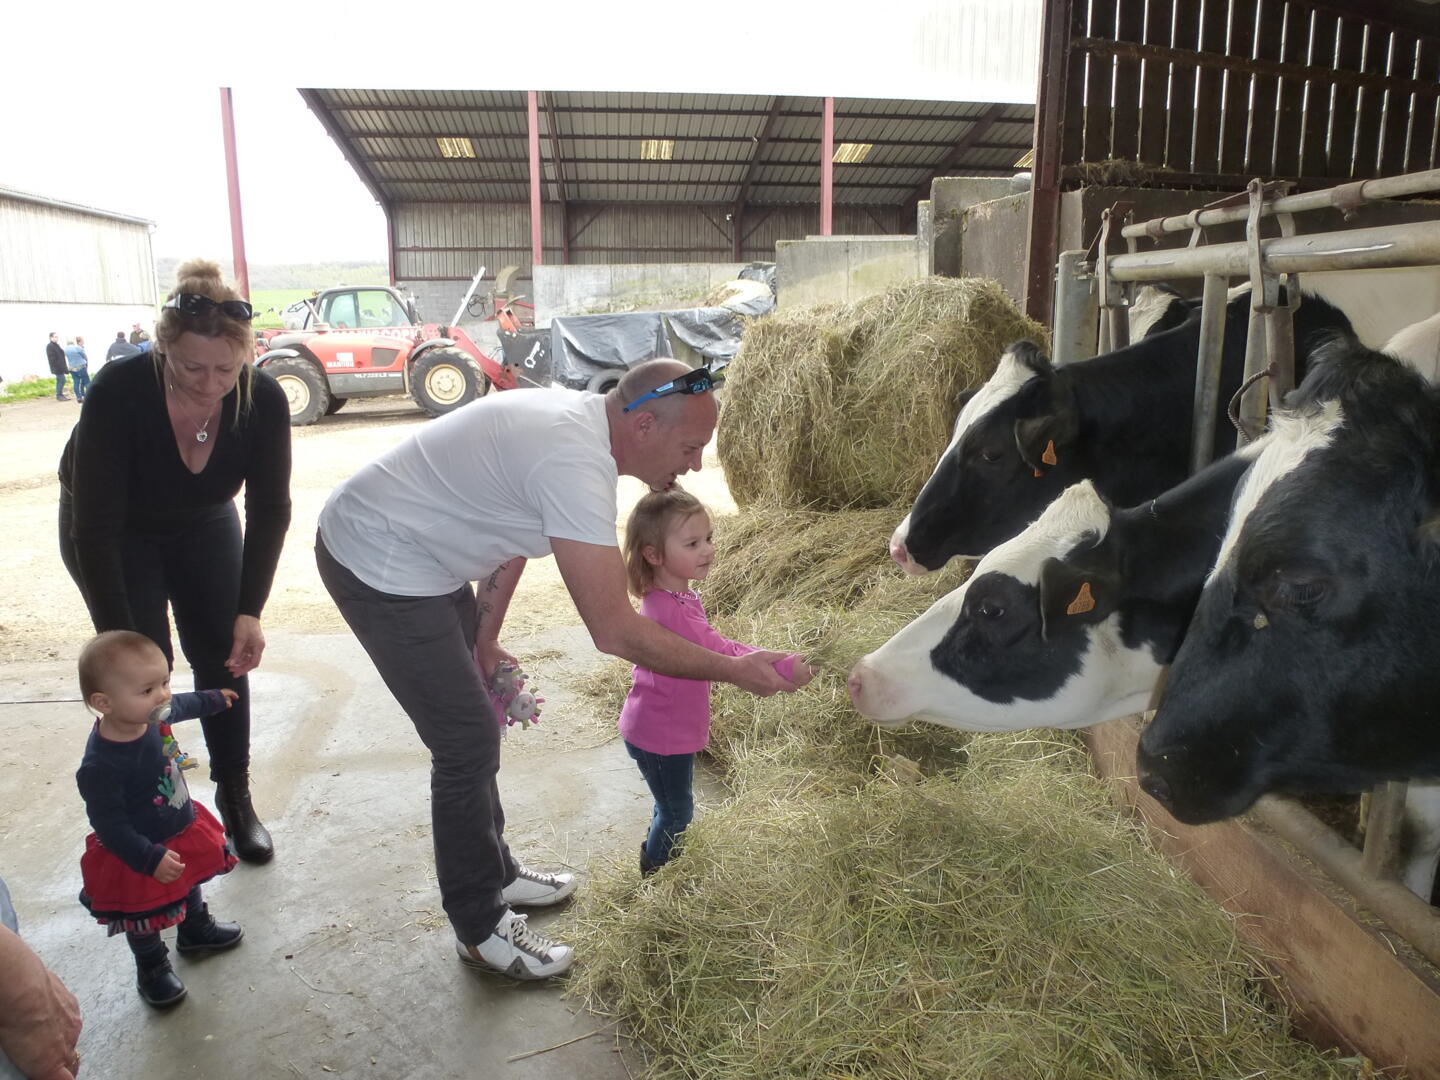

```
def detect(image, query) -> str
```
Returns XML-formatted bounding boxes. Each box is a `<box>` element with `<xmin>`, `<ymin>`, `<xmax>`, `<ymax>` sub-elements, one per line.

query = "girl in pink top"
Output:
<box><xmin>618</xmin><ymin>488</ymin><xmax>813</xmax><ymax>873</ymax></box>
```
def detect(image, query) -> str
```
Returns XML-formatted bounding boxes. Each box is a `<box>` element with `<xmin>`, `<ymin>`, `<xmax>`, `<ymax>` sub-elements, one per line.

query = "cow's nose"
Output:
<box><xmin>846</xmin><ymin>668</ymin><xmax>865</xmax><ymax>704</ymax></box>
<box><xmin>1140</xmin><ymin>773</ymin><xmax>1173</xmax><ymax>809</ymax></box>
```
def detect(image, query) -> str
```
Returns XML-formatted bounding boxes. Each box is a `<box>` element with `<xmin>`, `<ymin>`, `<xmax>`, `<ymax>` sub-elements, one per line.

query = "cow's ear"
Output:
<box><xmin>1014</xmin><ymin>405</ymin><xmax>1079</xmax><ymax>475</ymax></box>
<box><xmin>1005</xmin><ymin>340</ymin><xmax>1054</xmax><ymax>378</ymax></box>
<box><xmin>1038</xmin><ymin>557</ymin><xmax>1116</xmax><ymax>641</ymax></box>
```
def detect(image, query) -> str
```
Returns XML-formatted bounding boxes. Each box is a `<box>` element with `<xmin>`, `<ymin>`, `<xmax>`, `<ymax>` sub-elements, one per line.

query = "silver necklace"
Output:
<box><xmin>169</xmin><ymin>383</ymin><xmax>215</xmax><ymax>444</ymax></box>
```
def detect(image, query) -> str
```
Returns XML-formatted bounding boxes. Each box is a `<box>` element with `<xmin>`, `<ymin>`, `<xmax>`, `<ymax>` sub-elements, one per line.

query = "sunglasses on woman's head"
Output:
<box><xmin>163</xmin><ymin>293</ymin><xmax>255</xmax><ymax>321</ymax></box>
<box><xmin>622</xmin><ymin>366</ymin><xmax>725</xmax><ymax>413</ymax></box>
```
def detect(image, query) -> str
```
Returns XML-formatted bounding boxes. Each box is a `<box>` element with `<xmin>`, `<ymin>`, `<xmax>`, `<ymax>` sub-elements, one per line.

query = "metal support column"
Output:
<box><xmin>218</xmin><ymin>88</ymin><xmax>250</xmax><ymax>300</ymax></box>
<box><xmin>527</xmin><ymin>90</ymin><xmax>543</xmax><ymax>267</ymax></box>
<box><xmin>820</xmin><ymin>96</ymin><xmax>834</xmax><ymax>236</ymax></box>
<box><xmin>1190</xmin><ymin>273</ymin><xmax>1230</xmax><ymax>472</ymax></box>
<box><xmin>1051</xmin><ymin>250</ymin><xmax>1097</xmax><ymax>367</ymax></box>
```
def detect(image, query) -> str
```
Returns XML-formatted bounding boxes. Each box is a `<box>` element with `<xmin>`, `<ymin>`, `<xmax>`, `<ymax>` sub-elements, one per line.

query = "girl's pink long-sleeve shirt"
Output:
<box><xmin>617</xmin><ymin>588</ymin><xmax>799</xmax><ymax>756</ymax></box>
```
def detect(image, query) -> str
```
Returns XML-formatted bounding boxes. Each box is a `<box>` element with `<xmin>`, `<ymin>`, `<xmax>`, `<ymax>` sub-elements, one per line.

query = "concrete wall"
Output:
<box><xmin>959</xmin><ymin>193</ymin><xmax>1032</xmax><ymax>307</ymax></box>
<box><xmin>932</xmin><ymin>177</ymin><xmax>1032</xmax><ymax>278</ymax></box>
<box><xmin>775</xmin><ymin>236</ymin><xmax>922</xmax><ymax>309</ymax></box>
<box><xmin>531</xmin><ymin>263</ymin><xmax>746</xmax><ymax>324</ymax></box>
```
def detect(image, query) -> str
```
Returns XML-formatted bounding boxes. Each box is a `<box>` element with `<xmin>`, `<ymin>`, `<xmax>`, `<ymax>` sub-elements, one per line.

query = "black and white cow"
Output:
<box><xmin>1137</xmin><ymin>347</ymin><xmax>1440</xmax><ymax>830</ymax></box>
<box><xmin>891</xmin><ymin>289</ymin><xmax>1357</xmax><ymax>573</ymax></box>
<box><xmin>847</xmin><ymin>443</ymin><xmax>1262</xmax><ymax>731</ymax></box>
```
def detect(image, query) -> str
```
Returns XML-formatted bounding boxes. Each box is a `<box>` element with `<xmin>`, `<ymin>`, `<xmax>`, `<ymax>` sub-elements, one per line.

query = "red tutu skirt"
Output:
<box><xmin>79</xmin><ymin>802</ymin><xmax>238</xmax><ymax>935</ymax></box>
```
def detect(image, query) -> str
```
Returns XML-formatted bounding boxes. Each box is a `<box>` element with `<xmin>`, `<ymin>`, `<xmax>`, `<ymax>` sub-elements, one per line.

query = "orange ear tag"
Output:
<box><xmin>1042</xmin><ymin>439</ymin><xmax>1058</xmax><ymax>466</ymax></box>
<box><xmin>1065</xmin><ymin>581</ymin><xmax>1096</xmax><ymax>616</ymax></box>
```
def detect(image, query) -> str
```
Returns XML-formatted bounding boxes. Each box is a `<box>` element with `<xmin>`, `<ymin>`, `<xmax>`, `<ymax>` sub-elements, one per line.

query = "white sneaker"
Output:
<box><xmin>456</xmin><ymin>910</ymin><xmax>573</xmax><ymax>980</ymax></box>
<box><xmin>501</xmin><ymin>865</ymin><xmax>578</xmax><ymax>908</ymax></box>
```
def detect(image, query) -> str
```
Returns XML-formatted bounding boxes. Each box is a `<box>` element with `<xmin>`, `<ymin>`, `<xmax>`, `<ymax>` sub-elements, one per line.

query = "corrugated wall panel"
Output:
<box><xmin>393</xmin><ymin>201</ymin><xmax>901</xmax><ymax>279</ymax></box>
<box><xmin>0</xmin><ymin>197</ymin><xmax>155</xmax><ymax>304</ymax></box>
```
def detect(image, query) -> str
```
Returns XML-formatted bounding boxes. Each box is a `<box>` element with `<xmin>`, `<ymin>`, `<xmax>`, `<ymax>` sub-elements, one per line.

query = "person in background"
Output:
<box><xmin>0</xmin><ymin>874</ymin><xmax>83</xmax><ymax>1080</ymax></box>
<box><xmin>46</xmin><ymin>333</ymin><xmax>69</xmax><ymax>401</ymax></box>
<box><xmin>619</xmin><ymin>488</ymin><xmax>812</xmax><ymax>874</ymax></box>
<box><xmin>64</xmin><ymin>338</ymin><xmax>90</xmax><ymax>404</ymax></box>
<box><xmin>105</xmin><ymin>332</ymin><xmax>141</xmax><ymax>365</ymax></box>
<box><xmin>58</xmin><ymin>259</ymin><xmax>292</xmax><ymax>866</ymax></box>
<box><xmin>75</xmin><ymin>631</ymin><xmax>244</xmax><ymax>1008</ymax></box>
<box><xmin>128</xmin><ymin>323</ymin><xmax>150</xmax><ymax>347</ymax></box>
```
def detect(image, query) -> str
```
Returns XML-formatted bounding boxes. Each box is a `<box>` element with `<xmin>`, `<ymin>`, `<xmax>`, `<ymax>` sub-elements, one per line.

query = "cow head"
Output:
<box><xmin>1139</xmin><ymin>354</ymin><xmax>1440</xmax><ymax>825</ymax></box>
<box><xmin>854</xmin><ymin>480</ymin><xmax>1167</xmax><ymax>732</ymax></box>
<box><xmin>895</xmin><ymin>342</ymin><xmax>1086</xmax><ymax>573</ymax></box>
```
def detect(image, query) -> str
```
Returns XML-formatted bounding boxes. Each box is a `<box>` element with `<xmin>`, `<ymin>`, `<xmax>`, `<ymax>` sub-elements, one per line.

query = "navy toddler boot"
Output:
<box><xmin>176</xmin><ymin>902</ymin><xmax>245</xmax><ymax>955</ymax></box>
<box><xmin>134</xmin><ymin>943</ymin><xmax>187</xmax><ymax>1008</ymax></box>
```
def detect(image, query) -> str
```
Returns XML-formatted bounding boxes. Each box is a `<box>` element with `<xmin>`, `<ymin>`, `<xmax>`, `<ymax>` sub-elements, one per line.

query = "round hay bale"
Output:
<box><xmin>718</xmin><ymin>277</ymin><xmax>1047</xmax><ymax>511</ymax></box>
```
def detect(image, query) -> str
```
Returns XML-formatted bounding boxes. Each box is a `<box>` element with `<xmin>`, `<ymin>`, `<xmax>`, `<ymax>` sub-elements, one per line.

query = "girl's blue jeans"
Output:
<box><xmin>624</xmin><ymin>741</ymin><xmax>695</xmax><ymax>866</ymax></box>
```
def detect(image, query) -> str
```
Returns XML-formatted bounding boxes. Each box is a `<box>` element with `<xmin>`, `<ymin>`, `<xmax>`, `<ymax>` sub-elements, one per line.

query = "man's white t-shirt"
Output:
<box><xmin>318</xmin><ymin>388</ymin><xmax>618</xmax><ymax>596</ymax></box>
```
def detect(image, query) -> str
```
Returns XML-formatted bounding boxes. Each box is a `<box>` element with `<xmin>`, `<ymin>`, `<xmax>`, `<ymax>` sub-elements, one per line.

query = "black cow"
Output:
<box><xmin>1138</xmin><ymin>345</ymin><xmax>1440</xmax><ymax>826</ymax></box>
<box><xmin>892</xmin><ymin>290</ymin><xmax>1357</xmax><ymax>573</ymax></box>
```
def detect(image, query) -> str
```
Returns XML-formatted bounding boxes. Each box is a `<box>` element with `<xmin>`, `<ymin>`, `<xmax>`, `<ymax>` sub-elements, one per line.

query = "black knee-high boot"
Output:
<box><xmin>214</xmin><ymin>771</ymin><xmax>274</xmax><ymax>864</ymax></box>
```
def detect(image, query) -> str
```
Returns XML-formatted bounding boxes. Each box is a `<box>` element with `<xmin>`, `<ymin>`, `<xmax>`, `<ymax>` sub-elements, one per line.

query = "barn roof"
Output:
<box><xmin>300</xmin><ymin>89</ymin><xmax>1035</xmax><ymax>211</ymax></box>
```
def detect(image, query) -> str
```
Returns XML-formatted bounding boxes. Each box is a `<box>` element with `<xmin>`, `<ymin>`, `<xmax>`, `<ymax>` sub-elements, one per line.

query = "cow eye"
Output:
<box><xmin>1265</xmin><ymin>571</ymin><xmax>1328</xmax><ymax>611</ymax></box>
<box><xmin>978</xmin><ymin>447</ymin><xmax>1003</xmax><ymax>464</ymax></box>
<box><xmin>977</xmin><ymin>601</ymin><xmax>1005</xmax><ymax>619</ymax></box>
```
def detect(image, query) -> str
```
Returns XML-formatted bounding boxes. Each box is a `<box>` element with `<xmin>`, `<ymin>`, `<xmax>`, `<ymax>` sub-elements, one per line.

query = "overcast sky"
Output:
<box><xmin>4</xmin><ymin>0</ymin><xmax>1037</xmax><ymax>266</ymax></box>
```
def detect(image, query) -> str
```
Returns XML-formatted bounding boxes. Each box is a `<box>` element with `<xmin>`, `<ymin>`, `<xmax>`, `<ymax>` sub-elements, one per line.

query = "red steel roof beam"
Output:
<box><xmin>528</xmin><ymin>90</ymin><xmax>543</xmax><ymax>267</ymax></box>
<box><xmin>219</xmin><ymin>88</ymin><xmax>250</xmax><ymax>300</ymax></box>
<box><xmin>821</xmin><ymin>96</ymin><xmax>835</xmax><ymax>235</ymax></box>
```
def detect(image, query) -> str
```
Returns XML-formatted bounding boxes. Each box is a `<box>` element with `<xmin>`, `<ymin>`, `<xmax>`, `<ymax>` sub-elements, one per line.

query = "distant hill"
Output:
<box><xmin>154</xmin><ymin>257</ymin><xmax>388</xmax><ymax>292</ymax></box>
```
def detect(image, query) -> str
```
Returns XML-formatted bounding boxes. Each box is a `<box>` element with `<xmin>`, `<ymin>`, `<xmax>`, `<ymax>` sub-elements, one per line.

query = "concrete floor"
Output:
<box><xmin>1</xmin><ymin>625</ymin><xmax>677</xmax><ymax>1080</ymax></box>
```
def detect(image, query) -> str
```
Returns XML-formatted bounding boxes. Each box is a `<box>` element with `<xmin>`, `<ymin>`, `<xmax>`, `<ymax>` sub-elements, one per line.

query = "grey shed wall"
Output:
<box><xmin>0</xmin><ymin>193</ymin><xmax>156</xmax><ymax>305</ymax></box>
<box><xmin>393</xmin><ymin>202</ymin><xmax>900</xmax><ymax>321</ymax></box>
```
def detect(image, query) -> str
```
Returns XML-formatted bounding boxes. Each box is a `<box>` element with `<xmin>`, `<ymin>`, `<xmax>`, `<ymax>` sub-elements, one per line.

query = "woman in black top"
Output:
<box><xmin>59</xmin><ymin>259</ymin><xmax>292</xmax><ymax>863</ymax></box>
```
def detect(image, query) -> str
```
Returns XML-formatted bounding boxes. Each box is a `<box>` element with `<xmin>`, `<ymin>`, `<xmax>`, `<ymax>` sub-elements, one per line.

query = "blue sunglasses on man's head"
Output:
<box><xmin>622</xmin><ymin>366</ymin><xmax>725</xmax><ymax>413</ymax></box>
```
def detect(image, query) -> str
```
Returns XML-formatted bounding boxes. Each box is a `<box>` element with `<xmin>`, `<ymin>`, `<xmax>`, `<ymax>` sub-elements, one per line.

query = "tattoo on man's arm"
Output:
<box><xmin>484</xmin><ymin>561</ymin><xmax>510</xmax><ymax>592</ymax></box>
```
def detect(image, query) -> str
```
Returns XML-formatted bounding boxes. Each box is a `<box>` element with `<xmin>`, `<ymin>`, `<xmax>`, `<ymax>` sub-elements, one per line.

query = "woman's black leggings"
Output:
<box><xmin>59</xmin><ymin>495</ymin><xmax>251</xmax><ymax>778</ymax></box>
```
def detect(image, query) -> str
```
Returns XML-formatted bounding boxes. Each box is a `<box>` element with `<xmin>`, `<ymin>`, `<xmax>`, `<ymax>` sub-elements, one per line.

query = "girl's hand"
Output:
<box><xmin>474</xmin><ymin>639</ymin><xmax>519</xmax><ymax>683</ymax></box>
<box><xmin>154</xmin><ymin>850</ymin><xmax>185</xmax><ymax>884</ymax></box>
<box><xmin>789</xmin><ymin>660</ymin><xmax>816</xmax><ymax>688</ymax></box>
<box><xmin>225</xmin><ymin>615</ymin><xmax>265</xmax><ymax>677</ymax></box>
<box><xmin>218</xmin><ymin>689</ymin><xmax>239</xmax><ymax>708</ymax></box>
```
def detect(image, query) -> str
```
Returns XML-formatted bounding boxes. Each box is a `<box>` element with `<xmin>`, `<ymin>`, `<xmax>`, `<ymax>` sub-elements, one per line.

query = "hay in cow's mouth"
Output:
<box><xmin>717</xmin><ymin>276</ymin><xmax>1048</xmax><ymax>514</ymax></box>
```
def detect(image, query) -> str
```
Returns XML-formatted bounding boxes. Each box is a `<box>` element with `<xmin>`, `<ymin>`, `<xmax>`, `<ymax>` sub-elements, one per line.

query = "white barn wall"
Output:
<box><xmin>0</xmin><ymin>191</ymin><xmax>157</xmax><ymax>385</ymax></box>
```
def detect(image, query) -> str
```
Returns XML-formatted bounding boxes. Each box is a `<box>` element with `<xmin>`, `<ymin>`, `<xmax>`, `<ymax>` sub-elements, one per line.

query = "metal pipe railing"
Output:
<box><xmin>1107</xmin><ymin>218</ymin><xmax>1440</xmax><ymax>281</ymax></box>
<box><xmin>1121</xmin><ymin>168</ymin><xmax>1440</xmax><ymax>241</ymax></box>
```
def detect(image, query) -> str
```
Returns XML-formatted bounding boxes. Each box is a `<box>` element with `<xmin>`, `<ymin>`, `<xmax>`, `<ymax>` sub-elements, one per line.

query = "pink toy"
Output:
<box><xmin>487</xmin><ymin>661</ymin><xmax>544</xmax><ymax>730</ymax></box>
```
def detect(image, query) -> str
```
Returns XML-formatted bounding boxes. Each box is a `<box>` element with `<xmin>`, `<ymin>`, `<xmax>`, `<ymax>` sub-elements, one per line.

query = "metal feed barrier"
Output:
<box><xmin>1053</xmin><ymin>167</ymin><xmax>1440</xmax><ymax>970</ymax></box>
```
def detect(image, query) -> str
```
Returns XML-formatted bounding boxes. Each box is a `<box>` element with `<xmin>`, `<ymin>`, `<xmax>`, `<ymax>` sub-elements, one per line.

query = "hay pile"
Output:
<box><xmin>717</xmin><ymin>277</ymin><xmax>1046</xmax><ymax>511</ymax></box>
<box><xmin>562</xmin><ymin>278</ymin><xmax>1365</xmax><ymax>1079</ymax></box>
<box><xmin>569</xmin><ymin>733</ymin><xmax>1367</xmax><ymax>1080</ymax></box>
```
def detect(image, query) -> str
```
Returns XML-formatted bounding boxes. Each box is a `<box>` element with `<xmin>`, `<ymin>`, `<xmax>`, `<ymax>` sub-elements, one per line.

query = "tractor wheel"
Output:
<box><xmin>265</xmin><ymin>357</ymin><xmax>330</xmax><ymax>425</ymax></box>
<box><xmin>325</xmin><ymin>396</ymin><xmax>348</xmax><ymax>415</ymax></box>
<box><xmin>586</xmin><ymin>369</ymin><xmax>623</xmax><ymax>395</ymax></box>
<box><xmin>411</xmin><ymin>349</ymin><xmax>485</xmax><ymax>417</ymax></box>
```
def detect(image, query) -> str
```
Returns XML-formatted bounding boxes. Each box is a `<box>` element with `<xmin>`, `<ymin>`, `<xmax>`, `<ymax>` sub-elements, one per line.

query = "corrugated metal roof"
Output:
<box><xmin>305</xmin><ymin>89</ymin><xmax>1034</xmax><ymax>207</ymax></box>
